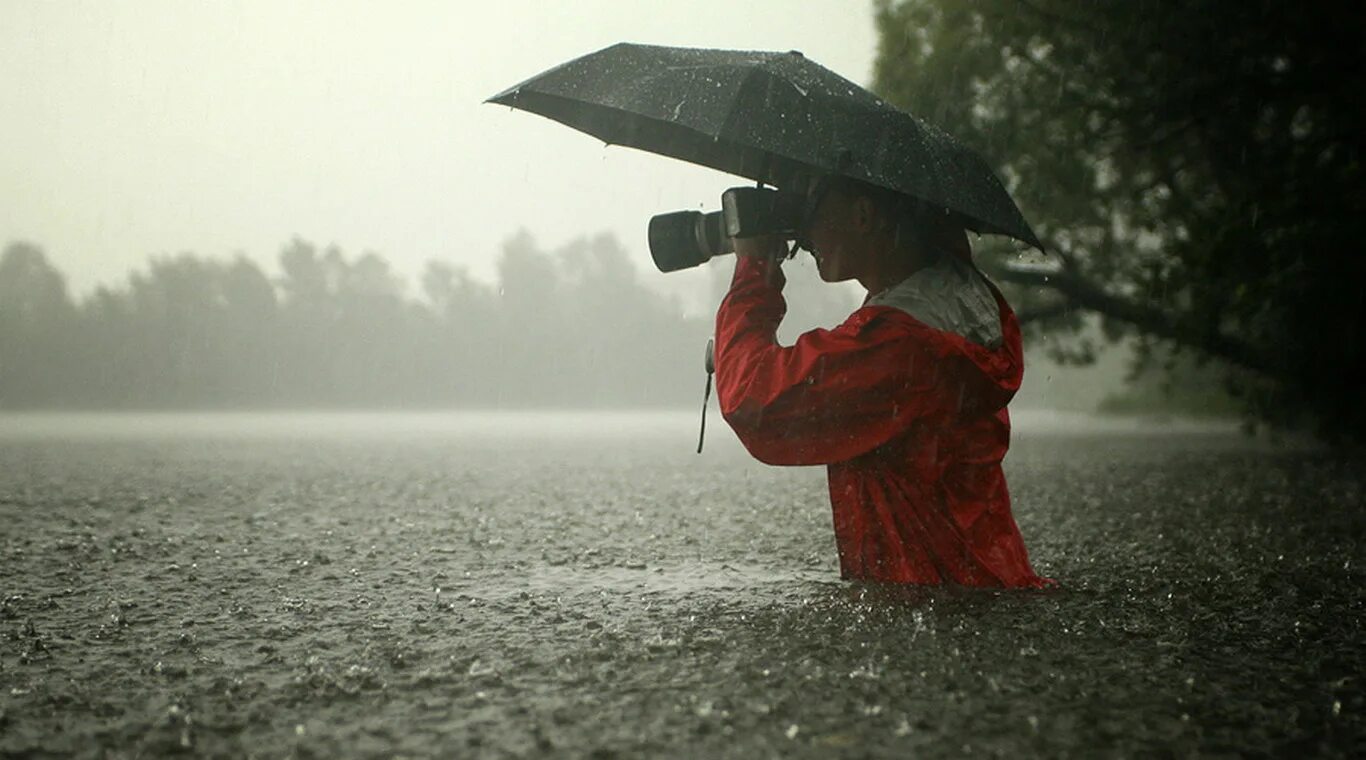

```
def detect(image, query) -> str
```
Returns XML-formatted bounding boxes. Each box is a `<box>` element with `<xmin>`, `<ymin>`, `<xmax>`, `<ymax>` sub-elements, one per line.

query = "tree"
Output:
<box><xmin>0</xmin><ymin>242</ymin><xmax>76</xmax><ymax>405</ymax></box>
<box><xmin>0</xmin><ymin>232</ymin><xmax>713</xmax><ymax>409</ymax></box>
<box><xmin>557</xmin><ymin>232</ymin><xmax>709</xmax><ymax>406</ymax></box>
<box><xmin>872</xmin><ymin>0</ymin><xmax>1366</xmax><ymax>441</ymax></box>
<box><xmin>420</xmin><ymin>259</ymin><xmax>499</xmax><ymax>403</ymax></box>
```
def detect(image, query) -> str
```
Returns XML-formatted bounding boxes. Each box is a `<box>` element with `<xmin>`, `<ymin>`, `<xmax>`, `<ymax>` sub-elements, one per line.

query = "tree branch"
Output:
<box><xmin>999</xmin><ymin>264</ymin><xmax>1278</xmax><ymax>376</ymax></box>
<box><xmin>1015</xmin><ymin>300</ymin><xmax>1075</xmax><ymax>325</ymax></box>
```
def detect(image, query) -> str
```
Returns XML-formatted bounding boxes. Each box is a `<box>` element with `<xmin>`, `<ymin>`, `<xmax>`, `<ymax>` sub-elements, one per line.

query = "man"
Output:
<box><xmin>714</xmin><ymin>176</ymin><xmax>1051</xmax><ymax>588</ymax></box>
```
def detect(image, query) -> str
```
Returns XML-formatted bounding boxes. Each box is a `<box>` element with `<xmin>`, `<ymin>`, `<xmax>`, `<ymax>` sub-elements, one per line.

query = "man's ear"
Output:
<box><xmin>852</xmin><ymin>196</ymin><xmax>877</xmax><ymax>233</ymax></box>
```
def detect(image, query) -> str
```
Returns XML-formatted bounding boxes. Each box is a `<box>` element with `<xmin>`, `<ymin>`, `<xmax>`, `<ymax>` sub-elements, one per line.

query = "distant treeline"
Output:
<box><xmin>0</xmin><ymin>234</ymin><xmax>732</xmax><ymax>409</ymax></box>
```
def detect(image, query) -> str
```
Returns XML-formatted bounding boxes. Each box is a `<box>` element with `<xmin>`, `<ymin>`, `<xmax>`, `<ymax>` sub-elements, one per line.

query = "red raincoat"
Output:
<box><xmin>715</xmin><ymin>254</ymin><xmax>1050</xmax><ymax>588</ymax></box>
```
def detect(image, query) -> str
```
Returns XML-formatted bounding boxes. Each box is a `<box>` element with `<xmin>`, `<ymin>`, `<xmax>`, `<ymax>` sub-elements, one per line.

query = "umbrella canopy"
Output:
<box><xmin>488</xmin><ymin>42</ymin><xmax>1043</xmax><ymax>251</ymax></box>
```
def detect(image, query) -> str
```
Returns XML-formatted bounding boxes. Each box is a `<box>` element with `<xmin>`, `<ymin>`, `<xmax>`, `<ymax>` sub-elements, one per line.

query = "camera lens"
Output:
<box><xmin>648</xmin><ymin>211</ymin><xmax>725</xmax><ymax>273</ymax></box>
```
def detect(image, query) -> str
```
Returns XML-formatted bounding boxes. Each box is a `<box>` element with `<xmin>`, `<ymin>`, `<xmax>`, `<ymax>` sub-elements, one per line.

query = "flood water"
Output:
<box><xmin>0</xmin><ymin>412</ymin><xmax>1360</xmax><ymax>757</ymax></box>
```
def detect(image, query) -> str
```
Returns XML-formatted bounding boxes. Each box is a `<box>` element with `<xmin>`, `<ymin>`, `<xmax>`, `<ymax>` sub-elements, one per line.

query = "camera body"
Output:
<box><xmin>648</xmin><ymin>186</ymin><xmax>807</xmax><ymax>273</ymax></box>
<box><xmin>721</xmin><ymin>186</ymin><xmax>806</xmax><ymax>240</ymax></box>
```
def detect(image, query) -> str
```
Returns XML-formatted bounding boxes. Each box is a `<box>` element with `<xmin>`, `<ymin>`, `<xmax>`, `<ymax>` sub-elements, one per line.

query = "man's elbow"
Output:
<box><xmin>718</xmin><ymin>406</ymin><xmax>772</xmax><ymax>462</ymax></box>
<box><xmin>738</xmin><ymin>438</ymin><xmax>794</xmax><ymax>467</ymax></box>
<box><xmin>721</xmin><ymin>408</ymin><xmax>821</xmax><ymax>467</ymax></box>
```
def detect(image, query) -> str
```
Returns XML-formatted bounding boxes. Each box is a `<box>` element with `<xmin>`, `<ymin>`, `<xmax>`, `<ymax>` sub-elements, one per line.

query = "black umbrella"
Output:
<box><xmin>488</xmin><ymin>42</ymin><xmax>1042</xmax><ymax>251</ymax></box>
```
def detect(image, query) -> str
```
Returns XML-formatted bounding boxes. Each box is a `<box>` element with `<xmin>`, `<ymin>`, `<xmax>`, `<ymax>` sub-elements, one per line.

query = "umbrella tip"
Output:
<box><xmin>788</xmin><ymin>50</ymin><xmax>804</xmax><ymax>57</ymax></box>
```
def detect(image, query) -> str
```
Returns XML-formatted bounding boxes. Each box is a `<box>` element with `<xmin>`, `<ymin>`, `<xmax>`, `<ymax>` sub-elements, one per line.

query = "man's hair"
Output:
<box><xmin>822</xmin><ymin>176</ymin><xmax>958</xmax><ymax>254</ymax></box>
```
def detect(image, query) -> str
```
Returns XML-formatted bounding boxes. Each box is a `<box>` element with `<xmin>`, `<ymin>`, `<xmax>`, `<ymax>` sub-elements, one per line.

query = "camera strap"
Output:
<box><xmin>696</xmin><ymin>337</ymin><xmax>714</xmax><ymax>454</ymax></box>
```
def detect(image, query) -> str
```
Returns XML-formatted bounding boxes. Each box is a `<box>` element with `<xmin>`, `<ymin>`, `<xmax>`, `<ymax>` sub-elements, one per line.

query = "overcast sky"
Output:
<box><xmin>2</xmin><ymin>1</ymin><xmax>876</xmax><ymax>304</ymax></box>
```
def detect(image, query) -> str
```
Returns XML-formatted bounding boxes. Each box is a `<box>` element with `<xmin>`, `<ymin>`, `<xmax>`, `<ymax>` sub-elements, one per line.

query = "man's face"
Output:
<box><xmin>803</xmin><ymin>184</ymin><xmax>872</xmax><ymax>284</ymax></box>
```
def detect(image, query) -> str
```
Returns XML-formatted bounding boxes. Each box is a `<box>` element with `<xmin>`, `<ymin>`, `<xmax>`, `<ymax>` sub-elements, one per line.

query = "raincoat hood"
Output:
<box><xmin>859</xmin><ymin>263</ymin><xmax>1024</xmax><ymax>420</ymax></box>
<box><xmin>862</xmin><ymin>224</ymin><xmax>1021</xmax><ymax>417</ymax></box>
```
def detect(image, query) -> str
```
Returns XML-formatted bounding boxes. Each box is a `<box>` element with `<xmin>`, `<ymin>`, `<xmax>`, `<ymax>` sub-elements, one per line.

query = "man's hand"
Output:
<box><xmin>730</xmin><ymin>235</ymin><xmax>787</xmax><ymax>288</ymax></box>
<box><xmin>731</xmin><ymin>234</ymin><xmax>787</xmax><ymax>259</ymax></box>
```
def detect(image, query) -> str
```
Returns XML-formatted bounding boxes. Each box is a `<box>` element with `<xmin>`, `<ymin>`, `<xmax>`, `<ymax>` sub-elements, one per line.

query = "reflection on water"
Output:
<box><xmin>512</xmin><ymin>561</ymin><xmax>1051</xmax><ymax>610</ymax></box>
<box><xmin>0</xmin><ymin>408</ymin><xmax>1240</xmax><ymax>439</ymax></box>
<box><xmin>516</xmin><ymin>561</ymin><xmax>835</xmax><ymax>598</ymax></box>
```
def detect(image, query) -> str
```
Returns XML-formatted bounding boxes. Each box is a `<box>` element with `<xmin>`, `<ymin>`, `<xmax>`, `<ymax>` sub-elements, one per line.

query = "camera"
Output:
<box><xmin>647</xmin><ymin>186</ymin><xmax>808</xmax><ymax>273</ymax></box>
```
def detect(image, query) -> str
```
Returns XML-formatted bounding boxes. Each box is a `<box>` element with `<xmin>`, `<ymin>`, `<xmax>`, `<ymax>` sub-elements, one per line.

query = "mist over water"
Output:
<box><xmin>0</xmin><ymin>408</ymin><xmax>1241</xmax><ymax>442</ymax></box>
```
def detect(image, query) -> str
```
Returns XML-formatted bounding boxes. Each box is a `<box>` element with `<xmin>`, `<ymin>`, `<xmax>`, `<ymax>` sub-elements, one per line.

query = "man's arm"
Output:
<box><xmin>714</xmin><ymin>255</ymin><xmax>970</xmax><ymax>466</ymax></box>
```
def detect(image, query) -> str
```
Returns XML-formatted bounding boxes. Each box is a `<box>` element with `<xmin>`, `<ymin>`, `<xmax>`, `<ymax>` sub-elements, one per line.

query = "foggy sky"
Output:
<box><xmin>1</xmin><ymin>1</ymin><xmax>875</xmax><ymax>307</ymax></box>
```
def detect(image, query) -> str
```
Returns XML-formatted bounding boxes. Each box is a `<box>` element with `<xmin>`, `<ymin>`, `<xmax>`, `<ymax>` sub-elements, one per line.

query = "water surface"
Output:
<box><xmin>0</xmin><ymin>412</ymin><xmax>1357</xmax><ymax>757</ymax></box>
